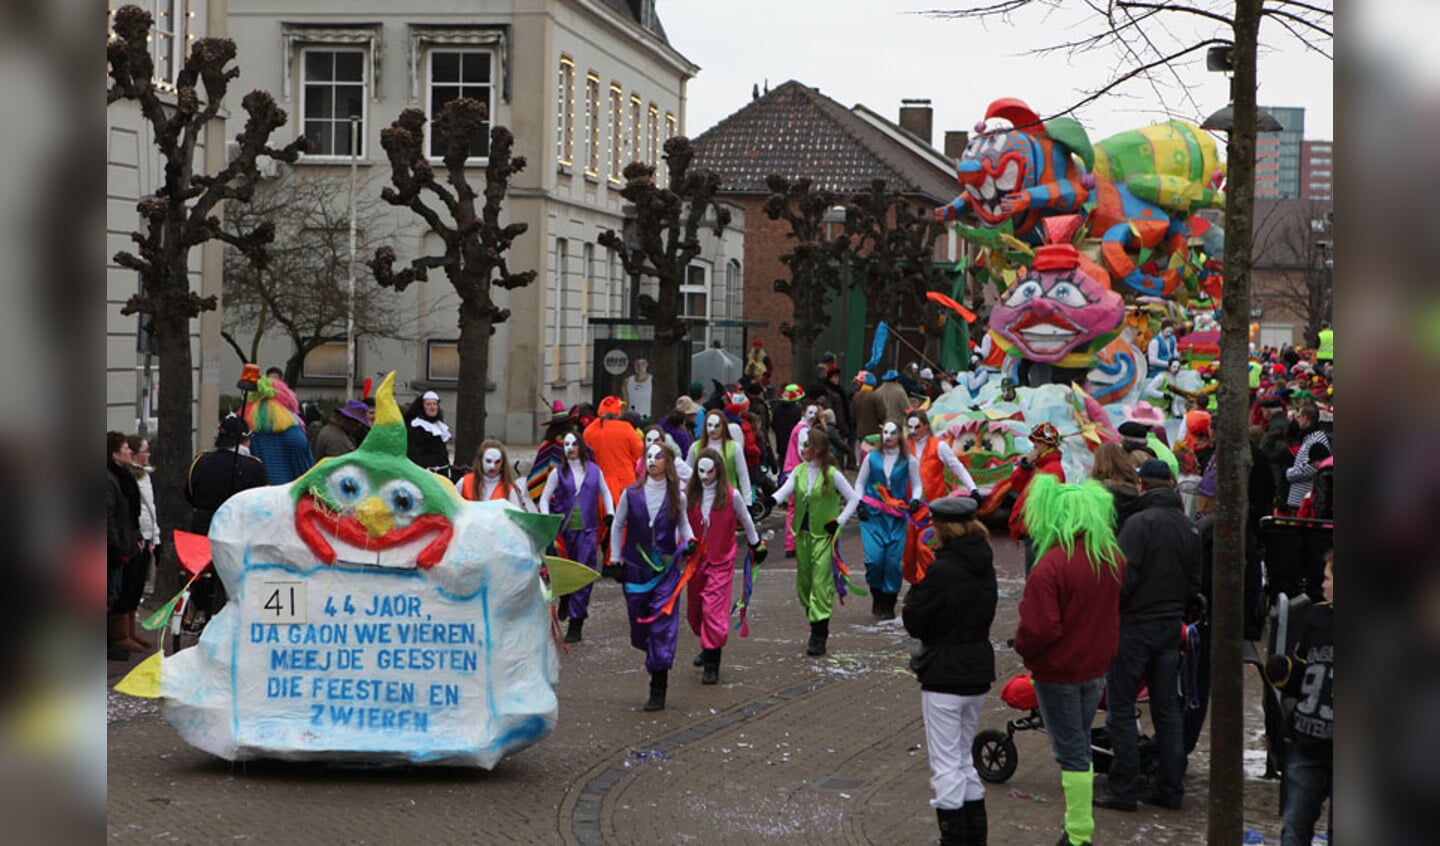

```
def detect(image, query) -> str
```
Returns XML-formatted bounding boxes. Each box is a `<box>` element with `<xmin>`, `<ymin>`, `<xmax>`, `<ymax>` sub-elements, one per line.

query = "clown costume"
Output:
<box><xmin>540</xmin><ymin>431</ymin><xmax>614</xmax><ymax>643</ymax></box>
<box><xmin>685</xmin><ymin>448</ymin><xmax>764</xmax><ymax>686</ymax></box>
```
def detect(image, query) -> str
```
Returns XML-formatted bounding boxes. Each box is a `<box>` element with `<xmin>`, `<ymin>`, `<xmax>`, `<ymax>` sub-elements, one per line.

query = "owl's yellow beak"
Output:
<box><xmin>354</xmin><ymin>496</ymin><xmax>394</xmax><ymax>538</ymax></box>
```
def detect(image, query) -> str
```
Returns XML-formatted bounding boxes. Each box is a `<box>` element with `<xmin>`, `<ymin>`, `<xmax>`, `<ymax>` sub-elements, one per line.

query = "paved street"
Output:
<box><xmin>108</xmin><ymin>509</ymin><xmax>1290</xmax><ymax>845</ymax></box>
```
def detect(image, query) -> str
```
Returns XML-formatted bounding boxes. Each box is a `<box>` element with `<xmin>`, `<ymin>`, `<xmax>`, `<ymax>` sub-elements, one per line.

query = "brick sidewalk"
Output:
<box><xmin>108</xmin><ymin>528</ymin><xmax>1291</xmax><ymax>844</ymax></box>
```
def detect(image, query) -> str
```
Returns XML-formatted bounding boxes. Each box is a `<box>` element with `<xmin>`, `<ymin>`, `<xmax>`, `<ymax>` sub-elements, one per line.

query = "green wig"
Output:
<box><xmin>1022</xmin><ymin>475</ymin><xmax>1122</xmax><ymax>577</ymax></box>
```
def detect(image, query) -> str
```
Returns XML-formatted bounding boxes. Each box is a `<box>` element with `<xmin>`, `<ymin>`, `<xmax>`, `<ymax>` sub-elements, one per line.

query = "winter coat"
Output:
<box><xmin>1015</xmin><ymin>539</ymin><xmax>1125</xmax><ymax>684</ymax></box>
<box><xmin>1115</xmin><ymin>487</ymin><xmax>1203</xmax><ymax>624</ymax></box>
<box><xmin>850</xmin><ymin>389</ymin><xmax>887</xmax><ymax>444</ymax></box>
<box><xmin>1104</xmin><ymin>479</ymin><xmax>1142</xmax><ymax>532</ymax></box>
<box><xmin>106</xmin><ymin>459</ymin><xmax>141</xmax><ymax>565</ymax></box>
<box><xmin>313</xmin><ymin>421</ymin><xmax>359</xmax><ymax>460</ymax></box>
<box><xmin>1285</xmin><ymin>426</ymin><xmax>1332</xmax><ymax>508</ymax></box>
<box><xmin>902</xmin><ymin>533</ymin><xmax>997</xmax><ymax>695</ymax></box>
<box><xmin>1007</xmin><ymin>449</ymin><xmax>1065</xmax><ymax>540</ymax></box>
<box><xmin>771</xmin><ymin>400</ymin><xmax>802</xmax><ymax>462</ymax></box>
<box><xmin>185</xmin><ymin>447</ymin><xmax>268</xmax><ymax>534</ymax></box>
<box><xmin>407</xmin><ymin>418</ymin><xmax>452</xmax><ymax>470</ymax></box>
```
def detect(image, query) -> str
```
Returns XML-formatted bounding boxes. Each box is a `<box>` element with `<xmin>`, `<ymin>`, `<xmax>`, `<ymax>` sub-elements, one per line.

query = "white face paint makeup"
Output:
<box><xmin>907</xmin><ymin>417</ymin><xmax>922</xmax><ymax>438</ymax></box>
<box><xmin>882</xmin><ymin>422</ymin><xmax>900</xmax><ymax>445</ymax></box>
<box><xmin>706</xmin><ymin>415</ymin><xmax>723</xmax><ymax>437</ymax></box>
<box><xmin>698</xmin><ymin>456</ymin><xmax>718</xmax><ymax>484</ymax></box>
<box><xmin>645</xmin><ymin>444</ymin><xmax>666</xmax><ymax>475</ymax></box>
<box><xmin>563</xmin><ymin>433</ymin><xmax>580</xmax><ymax>458</ymax></box>
<box><xmin>645</xmin><ymin>429</ymin><xmax>662</xmax><ymax>448</ymax></box>
<box><xmin>803</xmin><ymin>405</ymin><xmax>819</xmax><ymax>425</ymax></box>
<box><xmin>482</xmin><ymin>448</ymin><xmax>502</xmax><ymax>477</ymax></box>
<box><xmin>1169</xmin><ymin>359</ymin><xmax>1182</xmax><ymax>375</ymax></box>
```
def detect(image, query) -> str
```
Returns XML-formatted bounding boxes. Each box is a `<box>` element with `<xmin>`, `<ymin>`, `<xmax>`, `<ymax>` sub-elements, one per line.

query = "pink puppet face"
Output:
<box><xmin>989</xmin><ymin>250</ymin><xmax>1124</xmax><ymax>363</ymax></box>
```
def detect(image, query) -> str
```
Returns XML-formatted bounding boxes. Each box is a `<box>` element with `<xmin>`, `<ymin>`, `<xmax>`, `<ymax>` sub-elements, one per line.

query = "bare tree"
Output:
<box><xmin>369</xmin><ymin>100</ymin><xmax>536</xmax><ymax>466</ymax></box>
<box><xmin>919</xmin><ymin>3</ymin><xmax>1332</xmax><ymax>842</ymax></box>
<box><xmin>108</xmin><ymin>5</ymin><xmax>304</xmax><ymax>598</ymax></box>
<box><xmin>598</xmin><ymin>136</ymin><xmax>731</xmax><ymax>411</ymax></box>
<box><xmin>222</xmin><ymin>171</ymin><xmax>412</xmax><ymax>385</ymax></box>
<box><xmin>761</xmin><ymin>175</ymin><xmax>852</xmax><ymax>383</ymax></box>
<box><xmin>845</xmin><ymin>179</ymin><xmax>950</xmax><ymax>363</ymax></box>
<box><xmin>1252</xmin><ymin>200</ymin><xmax>1333</xmax><ymax>345</ymax></box>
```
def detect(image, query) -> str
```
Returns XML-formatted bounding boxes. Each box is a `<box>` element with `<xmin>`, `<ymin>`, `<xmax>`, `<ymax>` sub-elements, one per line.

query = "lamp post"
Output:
<box><xmin>345</xmin><ymin>114</ymin><xmax>360</xmax><ymax>399</ymax></box>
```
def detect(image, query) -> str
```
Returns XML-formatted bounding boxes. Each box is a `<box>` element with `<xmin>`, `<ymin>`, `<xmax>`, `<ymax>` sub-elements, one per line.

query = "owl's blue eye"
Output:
<box><xmin>378</xmin><ymin>480</ymin><xmax>425</xmax><ymax>527</ymax></box>
<box><xmin>327</xmin><ymin>470</ymin><xmax>371</xmax><ymax>506</ymax></box>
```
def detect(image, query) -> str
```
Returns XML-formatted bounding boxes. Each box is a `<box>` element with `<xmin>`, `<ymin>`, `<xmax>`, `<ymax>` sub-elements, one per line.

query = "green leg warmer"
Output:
<box><xmin>1060</xmin><ymin>766</ymin><xmax>1094</xmax><ymax>845</ymax></box>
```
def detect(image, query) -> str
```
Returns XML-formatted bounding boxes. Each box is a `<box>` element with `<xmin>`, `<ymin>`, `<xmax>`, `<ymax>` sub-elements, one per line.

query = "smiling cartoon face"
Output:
<box><xmin>291</xmin><ymin>374</ymin><xmax>460</xmax><ymax>570</ymax></box>
<box><xmin>989</xmin><ymin>244</ymin><xmax>1125</xmax><ymax>365</ymax></box>
<box><xmin>957</xmin><ymin>128</ymin><xmax>1038</xmax><ymax>226</ymax></box>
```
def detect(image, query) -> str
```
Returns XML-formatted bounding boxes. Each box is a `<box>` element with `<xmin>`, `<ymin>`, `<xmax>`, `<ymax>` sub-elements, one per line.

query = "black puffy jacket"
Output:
<box><xmin>902</xmin><ymin>533</ymin><xmax>997</xmax><ymax>695</ymax></box>
<box><xmin>1116</xmin><ymin>486</ymin><xmax>1203</xmax><ymax>623</ymax></box>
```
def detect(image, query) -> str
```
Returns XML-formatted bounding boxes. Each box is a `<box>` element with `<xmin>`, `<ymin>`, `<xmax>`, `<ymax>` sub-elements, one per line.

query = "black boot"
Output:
<box><xmin>557</xmin><ymin>597</ymin><xmax>570</xmax><ymax>621</ymax></box>
<box><xmin>701</xmin><ymin>649</ymin><xmax>721</xmax><ymax>685</ymax></box>
<box><xmin>692</xmin><ymin>651</ymin><xmax>705</xmax><ymax>667</ymax></box>
<box><xmin>806</xmin><ymin>619</ymin><xmax>829</xmax><ymax>656</ymax></box>
<box><xmin>643</xmin><ymin>670</ymin><xmax>668</xmax><ymax>711</ymax></box>
<box><xmin>870</xmin><ymin>584</ymin><xmax>883</xmax><ymax>617</ymax></box>
<box><xmin>961</xmin><ymin>797</ymin><xmax>987</xmax><ymax>846</ymax></box>
<box><xmin>565</xmin><ymin>618</ymin><xmax>583</xmax><ymax>643</ymax></box>
<box><xmin>881</xmin><ymin>591</ymin><xmax>898</xmax><ymax>620</ymax></box>
<box><xmin>936</xmin><ymin>807</ymin><xmax>965</xmax><ymax>846</ymax></box>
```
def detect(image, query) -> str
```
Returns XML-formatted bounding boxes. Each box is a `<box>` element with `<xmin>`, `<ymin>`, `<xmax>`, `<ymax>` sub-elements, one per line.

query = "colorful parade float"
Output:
<box><xmin>927</xmin><ymin>97</ymin><xmax>1228</xmax><ymax>484</ymax></box>
<box><xmin>116</xmin><ymin>374</ymin><xmax>595</xmax><ymax>768</ymax></box>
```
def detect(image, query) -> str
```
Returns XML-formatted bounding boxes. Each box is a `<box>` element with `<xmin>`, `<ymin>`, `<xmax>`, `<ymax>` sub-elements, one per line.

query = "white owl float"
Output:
<box><xmin>123</xmin><ymin>374</ymin><xmax>587</xmax><ymax>768</ymax></box>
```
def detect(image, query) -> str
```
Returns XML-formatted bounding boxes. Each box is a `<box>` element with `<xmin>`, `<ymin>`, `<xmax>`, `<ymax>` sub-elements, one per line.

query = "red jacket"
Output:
<box><xmin>1007</xmin><ymin>449</ymin><xmax>1065</xmax><ymax>540</ymax></box>
<box><xmin>1014</xmin><ymin>541</ymin><xmax>1125</xmax><ymax>684</ymax></box>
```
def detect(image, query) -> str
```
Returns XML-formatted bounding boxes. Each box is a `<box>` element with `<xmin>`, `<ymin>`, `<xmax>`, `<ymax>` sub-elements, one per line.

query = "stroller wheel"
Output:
<box><xmin>973</xmin><ymin>729</ymin><xmax>1019</xmax><ymax>783</ymax></box>
<box><xmin>749</xmin><ymin>498</ymin><xmax>771</xmax><ymax>523</ymax></box>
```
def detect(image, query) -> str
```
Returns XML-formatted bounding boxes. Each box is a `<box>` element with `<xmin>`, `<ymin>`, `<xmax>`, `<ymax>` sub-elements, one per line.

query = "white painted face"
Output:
<box><xmin>482</xmin><ymin>448</ymin><xmax>502</xmax><ymax>477</ymax></box>
<box><xmin>1169</xmin><ymin>358</ymin><xmax>1182</xmax><ymax>375</ymax></box>
<box><xmin>803</xmin><ymin>405</ymin><xmax>819</xmax><ymax>425</ymax></box>
<box><xmin>706</xmin><ymin>414</ymin><xmax>723</xmax><ymax>438</ymax></box>
<box><xmin>645</xmin><ymin>429</ymin><xmax>662</xmax><ymax>449</ymax></box>
<box><xmin>907</xmin><ymin>416</ymin><xmax>923</xmax><ymax>438</ymax></box>
<box><xmin>645</xmin><ymin>444</ymin><xmax>667</xmax><ymax>475</ymax></box>
<box><xmin>563</xmin><ymin>433</ymin><xmax>580</xmax><ymax>458</ymax></box>
<box><xmin>882</xmin><ymin>421</ymin><xmax>900</xmax><ymax>445</ymax></box>
<box><xmin>698</xmin><ymin>456</ymin><xmax>718</xmax><ymax>484</ymax></box>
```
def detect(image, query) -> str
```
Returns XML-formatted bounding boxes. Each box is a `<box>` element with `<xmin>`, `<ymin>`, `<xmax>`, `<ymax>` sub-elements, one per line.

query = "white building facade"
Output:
<box><xmin>226</xmin><ymin>0</ymin><xmax>744</xmax><ymax>447</ymax></box>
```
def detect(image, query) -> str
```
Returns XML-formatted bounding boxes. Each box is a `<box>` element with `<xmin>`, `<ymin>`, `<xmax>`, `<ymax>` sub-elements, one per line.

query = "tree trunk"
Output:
<box><xmin>454</xmin><ymin>296</ymin><xmax>489</xmax><ymax>470</ymax></box>
<box><xmin>650</xmin><ymin>269</ymin><xmax>681</xmax><ymax>414</ymax></box>
<box><xmin>1209</xmin><ymin>3</ymin><xmax>1262</xmax><ymax>844</ymax></box>
<box><xmin>790</xmin><ymin>325</ymin><xmax>816</xmax><ymax>387</ymax></box>
<box><xmin>151</xmin><ymin>305</ymin><xmax>196</xmax><ymax>602</ymax></box>
<box><xmin>283</xmin><ymin>350</ymin><xmax>306</xmax><ymax>388</ymax></box>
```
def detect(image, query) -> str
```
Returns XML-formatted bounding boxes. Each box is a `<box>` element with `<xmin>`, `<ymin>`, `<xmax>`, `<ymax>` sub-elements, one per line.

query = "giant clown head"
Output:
<box><xmin>988</xmin><ymin>216</ymin><xmax>1125</xmax><ymax>368</ymax></box>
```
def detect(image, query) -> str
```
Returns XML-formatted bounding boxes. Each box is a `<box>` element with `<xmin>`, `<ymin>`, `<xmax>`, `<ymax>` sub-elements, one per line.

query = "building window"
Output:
<box><xmin>427</xmin><ymin>341</ymin><xmax>460</xmax><ymax>381</ymax></box>
<box><xmin>664</xmin><ymin>112</ymin><xmax>677</xmax><ymax>142</ymax></box>
<box><xmin>608</xmin><ymin>83</ymin><xmax>624</xmax><ymax>182</ymax></box>
<box><xmin>302</xmin><ymin>341</ymin><xmax>354</xmax><ymax>381</ymax></box>
<box><xmin>726</xmin><ymin>259</ymin><xmax>742</xmax><ymax>322</ymax></box>
<box><xmin>581</xmin><ymin>242</ymin><xmax>595</xmax><ymax>376</ymax></box>
<box><xmin>682</xmin><ymin>263</ymin><xmax>709</xmax><ymax>319</ymax></box>
<box><xmin>302</xmin><ymin>48</ymin><xmax>367</xmax><ymax>157</ymax></box>
<box><xmin>426</xmin><ymin>49</ymin><xmax>493</xmax><ymax>160</ymax></box>
<box><xmin>556</xmin><ymin>56</ymin><xmax>575</xmax><ymax>165</ymax></box>
<box><xmin>582</xmin><ymin>73</ymin><xmax>601</xmax><ymax>176</ymax></box>
<box><xmin>629</xmin><ymin>94</ymin><xmax>642</xmax><ymax>166</ymax></box>
<box><xmin>552</xmin><ymin>238</ymin><xmax>568</xmax><ymax>382</ymax></box>
<box><xmin>647</xmin><ymin>104</ymin><xmax>660</xmax><ymax>167</ymax></box>
<box><xmin>150</xmin><ymin>0</ymin><xmax>182</xmax><ymax>85</ymax></box>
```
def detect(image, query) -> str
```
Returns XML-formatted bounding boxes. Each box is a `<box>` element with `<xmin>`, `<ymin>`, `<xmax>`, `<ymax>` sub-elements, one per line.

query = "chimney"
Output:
<box><xmin>944</xmin><ymin>130</ymin><xmax>969</xmax><ymax>161</ymax></box>
<box><xmin>899</xmin><ymin>99</ymin><xmax>933</xmax><ymax>146</ymax></box>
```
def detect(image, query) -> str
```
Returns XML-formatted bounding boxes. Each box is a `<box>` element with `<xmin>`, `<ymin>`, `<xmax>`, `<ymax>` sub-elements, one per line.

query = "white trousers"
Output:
<box><xmin>922</xmin><ymin>690</ymin><xmax>987</xmax><ymax>809</ymax></box>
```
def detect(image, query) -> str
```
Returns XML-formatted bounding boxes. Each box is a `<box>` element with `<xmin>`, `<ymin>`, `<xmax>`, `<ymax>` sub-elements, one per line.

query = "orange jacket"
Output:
<box><xmin>583</xmin><ymin>417</ymin><xmax>642</xmax><ymax>503</ymax></box>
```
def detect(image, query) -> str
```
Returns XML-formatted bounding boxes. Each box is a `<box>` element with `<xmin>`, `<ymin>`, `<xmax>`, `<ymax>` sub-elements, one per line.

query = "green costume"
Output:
<box><xmin>791</xmin><ymin>463</ymin><xmax>840</xmax><ymax>624</ymax></box>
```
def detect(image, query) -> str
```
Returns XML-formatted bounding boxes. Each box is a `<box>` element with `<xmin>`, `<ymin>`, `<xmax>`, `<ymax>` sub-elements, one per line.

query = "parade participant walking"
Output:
<box><xmin>854</xmin><ymin>420</ymin><xmax>924</xmax><ymax>619</ymax></box>
<box><xmin>876</xmin><ymin>370</ymin><xmax>910</xmax><ymax>427</ymax></box>
<box><xmin>313</xmin><ymin>401</ymin><xmax>370</xmax><ymax>460</ymax></box>
<box><xmin>688</xmin><ymin>409</ymin><xmax>753</xmax><ymax>506</ymax></box>
<box><xmin>540</xmin><ymin>432</ymin><xmax>614</xmax><ymax>643</ymax></box>
<box><xmin>771</xmin><ymin>423</ymin><xmax>860</xmax><ymax>656</ymax></box>
<box><xmin>406</xmin><ymin>391</ymin><xmax>453</xmax><ymax>477</ymax></box>
<box><xmin>457</xmin><ymin>439</ymin><xmax>533</xmax><ymax>512</ymax></box>
<box><xmin>685</xmin><ymin>449</ymin><xmax>764</xmax><ymax>686</ymax></box>
<box><xmin>246</xmin><ymin>376</ymin><xmax>315</xmax><ymax>484</ymax></box>
<box><xmin>904</xmin><ymin>408</ymin><xmax>980</xmax><ymax>584</ymax></box>
<box><xmin>527</xmin><ymin>401</ymin><xmax>577</xmax><ymax>507</ymax></box>
<box><xmin>640</xmin><ymin>425</ymin><xmax>691</xmax><ymax>483</ymax></box>
<box><xmin>1003</xmin><ymin>422</ymin><xmax>1067</xmax><ymax>576</ymax></box>
<box><xmin>780</xmin><ymin>400</ymin><xmax>820</xmax><ymax>558</ymax></box>
<box><xmin>607</xmin><ymin>443</ymin><xmax>694</xmax><ymax>711</ymax></box>
<box><xmin>661</xmin><ymin>396</ymin><xmax>699</xmax><ymax>460</ymax></box>
<box><xmin>771</xmin><ymin>384</ymin><xmax>805</xmax><ymax>466</ymax></box>
<box><xmin>903</xmin><ymin>495</ymin><xmax>996</xmax><ymax>846</ymax></box>
<box><xmin>850</xmin><ymin>371</ymin><xmax>886</xmax><ymax>465</ymax></box>
<box><xmin>1013</xmin><ymin>476</ymin><xmax>1125</xmax><ymax>846</ymax></box>
<box><xmin>1096</xmin><ymin>460</ymin><xmax>1201</xmax><ymax>813</ymax></box>
<box><xmin>584</xmin><ymin>396</ymin><xmax>642</xmax><ymax>506</ymax></box>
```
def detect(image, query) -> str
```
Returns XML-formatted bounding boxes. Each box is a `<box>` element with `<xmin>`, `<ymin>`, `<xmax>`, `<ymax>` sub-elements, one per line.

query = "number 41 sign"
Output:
<box><xmin>247</xmin><ymin>581</ymin><xmax>306</xmax><ymax>624</ymax></box>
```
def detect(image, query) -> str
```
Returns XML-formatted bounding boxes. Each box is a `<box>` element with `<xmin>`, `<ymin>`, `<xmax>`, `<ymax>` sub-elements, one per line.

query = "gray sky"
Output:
<box><xmin>659</xmin><ymin>1</ymin><xmax>1333</xmax><ymax>152</ymax></box>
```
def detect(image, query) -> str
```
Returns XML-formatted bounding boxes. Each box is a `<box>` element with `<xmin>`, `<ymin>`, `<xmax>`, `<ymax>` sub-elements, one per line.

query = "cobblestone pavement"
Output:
<box><xmin>109</xmin><ymin>504</ymin><xmax>1296</xmax><ymax>845</ymax></box>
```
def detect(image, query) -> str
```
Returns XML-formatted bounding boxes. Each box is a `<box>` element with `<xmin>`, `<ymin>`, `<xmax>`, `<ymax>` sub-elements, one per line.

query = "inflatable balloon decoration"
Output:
<box><xmin>126</xmin><ymin>373</ymin><xmax>572</xmax><ymax>768</ymax></box>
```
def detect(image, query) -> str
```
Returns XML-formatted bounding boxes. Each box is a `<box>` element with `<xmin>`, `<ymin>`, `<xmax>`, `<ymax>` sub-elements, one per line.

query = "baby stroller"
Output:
<box><xmin>972</xmin><ymin>673</ymin><xmax>1157</xmax><ymax>783</ymax></box>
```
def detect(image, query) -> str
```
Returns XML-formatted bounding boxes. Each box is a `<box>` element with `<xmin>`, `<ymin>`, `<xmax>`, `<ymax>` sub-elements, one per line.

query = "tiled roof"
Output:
<box><xmin>601</xmin><ymin>0</ymin><xmax>668</xmax><ymax>44</ymax></box>
<box><xmin>691</xmin><ymin>80</ymin><xmax>956</xmax><ymax>203</ymax></box>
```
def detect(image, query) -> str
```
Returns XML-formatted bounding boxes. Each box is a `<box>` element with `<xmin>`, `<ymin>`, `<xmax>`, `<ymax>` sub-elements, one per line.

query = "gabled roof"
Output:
<box><xmin>600</xmin><ymin>0</ymin><xmax>668</xmax><ymax>44</ymax></box>
<box><xmin>690</xmin><ymin>79</ymin><xmax>956</xmax><ymax>202</ymax></box>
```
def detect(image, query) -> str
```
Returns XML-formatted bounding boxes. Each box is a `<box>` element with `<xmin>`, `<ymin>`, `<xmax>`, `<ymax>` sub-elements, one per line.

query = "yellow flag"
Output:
<box><xmin>113</xmin><ymin>650</ymin><xmax>163</xmax><ymax>699</ymax></box>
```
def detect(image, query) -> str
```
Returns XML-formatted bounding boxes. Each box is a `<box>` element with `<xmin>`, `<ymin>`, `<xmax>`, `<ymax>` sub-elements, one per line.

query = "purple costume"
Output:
<box><xmin>620</xmin><ymin>486</ymin><xmax>683</xmax><ymax>672</ymax></box>
<box><xmin>549</xmin><ymin>460</ymin><xmax>604</xmax><ymax>621</ymax></box>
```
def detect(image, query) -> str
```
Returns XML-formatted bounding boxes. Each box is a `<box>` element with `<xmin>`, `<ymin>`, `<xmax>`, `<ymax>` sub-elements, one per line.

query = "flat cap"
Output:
<box><xmin>928</xmin><ymin>495</ymin><xmax>979</xmax><ymax>522</ymax></box>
